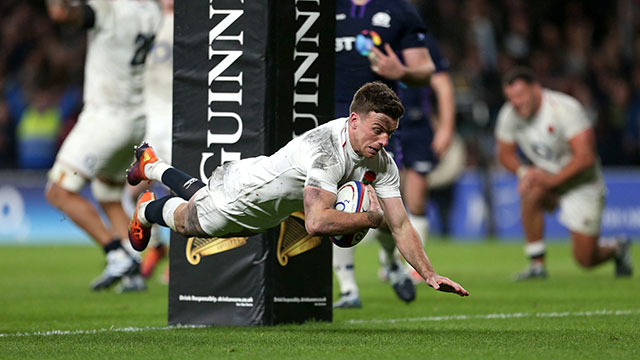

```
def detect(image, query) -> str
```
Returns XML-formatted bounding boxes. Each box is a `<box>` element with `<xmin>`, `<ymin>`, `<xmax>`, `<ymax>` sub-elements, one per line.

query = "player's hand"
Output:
<box><xmin>365</xmin><ymin>184</ymin><xmax>384</xmax><ymax>227</ymax></box>
<box><xmin>518</xmin><ymin>167</ymin><xmax>535</xmax><ymax>194</ymax></box>
<box><xmin>527</xmin><ymin>168</ymin><xmax>556</xmax><ymax>190</ymax></box>
<box><xmin>368</xmin><ymin>43</ymin><xmax>406</xmax><ymax>80</ymax></box>
<box><xmin>424</xmin><ymin>273</ymin><xmax>469</xmax><ymax>297</ymax></box>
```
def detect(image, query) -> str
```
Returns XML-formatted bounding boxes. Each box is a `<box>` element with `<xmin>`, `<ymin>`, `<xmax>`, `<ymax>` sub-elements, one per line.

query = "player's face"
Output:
<box><xmin>350</xmin><ymin>111</ymin><xmax>398</xmax><ymax>158</ymax></box>
<box><xmin>503</xmin><ymin>80</ymin><xmax>542</xmax><ymax>119</ymax></box>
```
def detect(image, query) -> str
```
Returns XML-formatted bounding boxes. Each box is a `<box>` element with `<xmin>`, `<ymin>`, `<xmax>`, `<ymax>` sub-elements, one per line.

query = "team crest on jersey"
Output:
<box><xmin>371</xmin><ymin>11</ymin><xmax>391</xmax><ymax>28</ymax></box>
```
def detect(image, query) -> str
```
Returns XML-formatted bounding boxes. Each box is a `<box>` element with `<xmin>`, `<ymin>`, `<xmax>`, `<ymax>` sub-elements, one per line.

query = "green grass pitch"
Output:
<box><xmin>0</xmin><ymin>239</ymin><xmax>638</xmax><ymax>359</ymax></box>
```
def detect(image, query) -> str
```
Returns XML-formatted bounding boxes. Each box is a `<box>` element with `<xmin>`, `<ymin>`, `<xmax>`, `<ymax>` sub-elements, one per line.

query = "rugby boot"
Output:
<box><xmin>385</xmin><ymin>262</ymin><xmax>416</xmax><ymax>303</ymax></box>
<box><xmin>333</xmin><ymin>291</ymin><xmax>362</xmax><ymax>309</ymax></box>
<box><xmin>127</xmin><ymin>142</ymin><xmax>158</xmax><ymax>186</ymax></box>
<box><xmin>128</xmin><ymin>191</ymin><xmax>156</xmax><ymax>252</ymax></box>
<box><xmin>116</xmin><ymin>273</ymin><xmax>147</xmax><ymax>293</ymax></box>
<box><xmin>90</xmin><ymin>247</ymin><xmax>139</xmax><ymax>290</ymax></box>
<box><xmin>615</xmin><ymin>235</ymin><xmax>633</xmax><ymax>277</ymax></box>
<box><xmin>513</xmin><ymin>264</ymin><xmax>547</xmax><ymax>281</ymax></box>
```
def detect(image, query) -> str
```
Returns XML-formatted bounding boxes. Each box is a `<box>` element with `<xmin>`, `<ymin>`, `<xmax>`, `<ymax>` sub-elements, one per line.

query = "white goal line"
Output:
<box><xmin>0</xmin><ymin>324</ymin><xmax>206</xmax><ymax>338</ymax></box>
<box><xmin>346</xmin><ymin>308</ymin><xmax>640</xmax><ymax>325</ymax></box>
<box><xmin>1</xmin><ymin>309</ymin><xmax>638</xmax><ymax>337</ymax></box>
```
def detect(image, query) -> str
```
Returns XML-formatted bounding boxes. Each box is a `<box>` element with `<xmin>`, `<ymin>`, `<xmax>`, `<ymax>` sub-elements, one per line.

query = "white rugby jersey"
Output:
<box><xmin>83</xmin><ymin>0</ymin><xmax>162</xmax><ymax>109</ymax></box>
<box><xmin>495</xmin><ymin>89</ymin><xmax>603</xmax><ymax>184</ymax></box>
<box><xmin>144</xmin><ymin>12</ymin><xmax>173</xmax><ymax>162</ymax></box>
<box><xmin>208</xmin><ymin>118</ymin><xmax>401</xmax><ymax>231</ymax></box>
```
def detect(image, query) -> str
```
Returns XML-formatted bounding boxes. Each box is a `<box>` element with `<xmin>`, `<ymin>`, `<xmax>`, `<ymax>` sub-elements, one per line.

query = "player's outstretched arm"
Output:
<box><xmin>381</xmin><ymin>196</ymin><xmax>469</xmax><ymax>297</ymax></box>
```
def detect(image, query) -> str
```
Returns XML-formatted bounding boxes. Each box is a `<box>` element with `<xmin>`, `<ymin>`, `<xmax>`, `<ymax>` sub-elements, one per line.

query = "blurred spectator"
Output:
<box><xmin>415</xmin><ymin>0</ymin><xmax>640</xmax><ymax>167</ymax></box>
<box><xmin>0</xmin><ymin>1</ymin><xmax>83</xmax><ymax>169</ymax></box>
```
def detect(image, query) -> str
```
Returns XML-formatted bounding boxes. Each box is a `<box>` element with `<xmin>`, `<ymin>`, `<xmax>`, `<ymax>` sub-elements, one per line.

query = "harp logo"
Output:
<box><xmin>185</xmin><ymin>236</ymin><xmax>247</xmax><ymax>265</ymax></box>
<box><xmin>276</xmin><ymin>212</ymin><xmax>322</xmax><ymax>266</ymax></box>
<box><xmin>184</xmin><ymin>212</ymin><xmax>321</xmax><ymax>266</ymax></box>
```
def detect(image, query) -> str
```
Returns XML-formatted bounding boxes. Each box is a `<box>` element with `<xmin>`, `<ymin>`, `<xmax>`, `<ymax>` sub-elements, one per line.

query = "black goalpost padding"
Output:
<box><xmin>169</xmin><ymin>0</ymin><xmax>335</xmax><ymax>325</ymax></box>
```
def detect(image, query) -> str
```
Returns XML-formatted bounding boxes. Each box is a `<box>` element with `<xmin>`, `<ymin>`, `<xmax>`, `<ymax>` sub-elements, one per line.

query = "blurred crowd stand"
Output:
<box><xmin>1</xmin><ymin>1</ymin><xmax>638</xmax><ymax>168</ymax></box>
<box><xmin>0</xmin><ymin>1</ymin><xmax>84</xmax><ymax>169</ymax></box>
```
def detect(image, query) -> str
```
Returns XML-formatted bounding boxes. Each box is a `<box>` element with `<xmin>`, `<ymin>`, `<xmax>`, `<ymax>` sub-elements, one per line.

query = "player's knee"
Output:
<box><xmin>574</xmin><ymin>251</ymin><xmax>597</xmax><ymax>268</ymax></box>
<box><xmin>521</xmin><ymin>186</ymin><xmax>551</xmax><ymax>208</ymax></box>
<box><xmin>46</xmin><ymin>162</ymin><xmax>86</xmax><ymax>206</ymax></box>
<box><xmin>44</xmin><ymin>181</ymin><xmax>64</xmax><ymax>207</ymax></box>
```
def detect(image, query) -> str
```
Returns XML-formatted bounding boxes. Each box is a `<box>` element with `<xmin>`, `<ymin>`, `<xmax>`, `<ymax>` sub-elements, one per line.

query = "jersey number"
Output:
<box><xmin>131</xmin><ymin>33</ymin><xmax>156</xmax><ymax>66</ymax></box>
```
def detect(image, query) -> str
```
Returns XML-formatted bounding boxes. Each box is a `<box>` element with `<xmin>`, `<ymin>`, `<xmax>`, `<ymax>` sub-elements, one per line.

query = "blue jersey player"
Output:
<box><xmin>389</xmin><ymin>33</ymin><xmax>456</xmax><ymax>283</ymax></box>
<box><xmin>334</xmin><ymin>0</ymin><xmax>434</xmax><ymax>117</ymax></box>
<box><xmin>333</xmin><ymin>0</ymin><xmax>439</xmax><ymax>309</ymax></box>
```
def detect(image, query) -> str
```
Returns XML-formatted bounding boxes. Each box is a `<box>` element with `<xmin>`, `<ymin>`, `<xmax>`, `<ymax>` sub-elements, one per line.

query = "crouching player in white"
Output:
<box><xmin>45</xmin><ymin>0</ymin><xmax>162</xmax><ymax>290</ymax></box>
<box><xmin>495</xmin><ymin>67</ymin><xmax>633</xmax><ymax>280</ymax></box>
<box><xmin>127</xmin><ymin>82</ymin><xmax>469</xmax><ymax>297</ymax></box>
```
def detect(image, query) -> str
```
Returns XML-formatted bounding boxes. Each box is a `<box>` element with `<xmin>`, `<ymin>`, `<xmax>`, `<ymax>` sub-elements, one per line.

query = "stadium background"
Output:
<box><xmin>1</xmin><ymin>2</ymin><xmax>638</xmax><ymax>356</ymax></box>
<box><xmin>1</xmin><ymin>0</ymin><xmax>638</xmax><ymax>244</ymax></box>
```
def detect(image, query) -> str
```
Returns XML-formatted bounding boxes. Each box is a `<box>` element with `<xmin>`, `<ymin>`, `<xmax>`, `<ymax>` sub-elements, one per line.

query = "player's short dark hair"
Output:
<box><xmin>502</xmin><ymin>66</ymin><xmax>538</xmax><ymax>86</ymax></box>
<box><xmin>349</xmin><ymin>81</ymin><xmax>404</xmax><ymax>121</ymax></box>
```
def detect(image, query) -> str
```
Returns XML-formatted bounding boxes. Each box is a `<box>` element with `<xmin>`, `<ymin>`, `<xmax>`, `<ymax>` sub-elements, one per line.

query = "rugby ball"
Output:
<box><xmin>330</xmin><ymin>180</ymin><xmax>371</xmax><ymax>248</ymax></box>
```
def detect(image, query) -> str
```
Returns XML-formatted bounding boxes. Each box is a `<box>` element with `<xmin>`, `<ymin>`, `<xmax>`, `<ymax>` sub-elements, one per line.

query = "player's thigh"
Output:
<box><xmin>558</xmin><ymin>183</ymin><xmax>605</xmax><ymax>237</ymax></box>
<box><xmin>190</xmin><ymin>186</ymin><xmax>245</xmax><ymax>237</ymax></box>
<box><xmin>393</xmin><ymin>122</ymin><xmax>437</xmax><ymax>175</ymax></box>
<box><xmin>402</xmin><ymin>168</ymin><xmax>428</xmax><ymax>213</ymax></box>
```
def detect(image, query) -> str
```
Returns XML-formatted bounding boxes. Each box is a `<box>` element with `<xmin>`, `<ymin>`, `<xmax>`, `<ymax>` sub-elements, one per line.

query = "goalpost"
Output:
<box><xmin>169</xmin><ymin>0</ymin><xmax>335</xmax><ymax>325</ymax></box>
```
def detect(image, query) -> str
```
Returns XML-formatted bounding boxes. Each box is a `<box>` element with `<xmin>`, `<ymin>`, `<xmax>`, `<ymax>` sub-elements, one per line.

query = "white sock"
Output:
<box><xmin>524</xmin><ymin>240</ymin><xmax>546</xmax><ymax>258</ymax></box>
<box><xmin>162</xmin><ymin>197</ymin><xmax>187</xmax><ymax>232</ymax></box>
<box><xmin>136</xmin><ymin>200</ymin><xmax>152</xmax><ymax>227</ymax></box>
<box><xmin>407</xmin><ymin>212</ymin><xmax>429</xmax><ymax>246</ymax></box>
<box><xmin>146</xmin><ymin>161</ymin><xmax>172</xmax><ymax>182</ymax></box>
<box><xmin>333</xmin><ymin>245</ymin><xmax>358</xmax><ymax>296</ymax></box>
<box><xmin>120</xmin><ymin>239</ymin><xmax>142</xmax><ymax>261</ymax></box>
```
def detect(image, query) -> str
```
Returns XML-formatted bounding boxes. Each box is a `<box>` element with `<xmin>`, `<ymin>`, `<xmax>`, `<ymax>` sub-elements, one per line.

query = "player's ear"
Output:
<box><xmin>349</xmin><ymin>112</ymin><xmax>360</xmax><ymax>129</ymax></box>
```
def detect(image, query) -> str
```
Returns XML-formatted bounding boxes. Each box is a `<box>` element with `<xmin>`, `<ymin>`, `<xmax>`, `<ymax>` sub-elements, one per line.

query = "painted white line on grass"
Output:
<box><xmin>2</xmin><ymin>309</ymin><xmax>638</xmax><ymax>337</ymax></box>
<box><xmin>346</xmin><ymin>309</ymin><xmax>640</xmax><ymax>325</ymax></box>
<box><xmin>0</xmin><ymin>324</ymin><xmax>206</xmax><ymax>338</ymax></box>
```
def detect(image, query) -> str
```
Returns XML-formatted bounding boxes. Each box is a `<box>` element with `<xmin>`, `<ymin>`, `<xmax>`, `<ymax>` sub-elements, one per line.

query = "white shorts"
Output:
<box><xmin>557</xmin><ymin>181</ymin><xmax>606</xmax><ymax>236</ymax></box>
<box><xmin>192</xmin><ymin>186</ymin><xmax>244</xmax><ymax>237</ymax></box>
<box><xmin>144</xmin><ymin>106</ymin><xmax>172</xmax><ymax>164</ymax></box>
<box><xmin>50</xmin><ymin>105</ymin><xmax>145</xmax><ymax>184</ymax></box>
